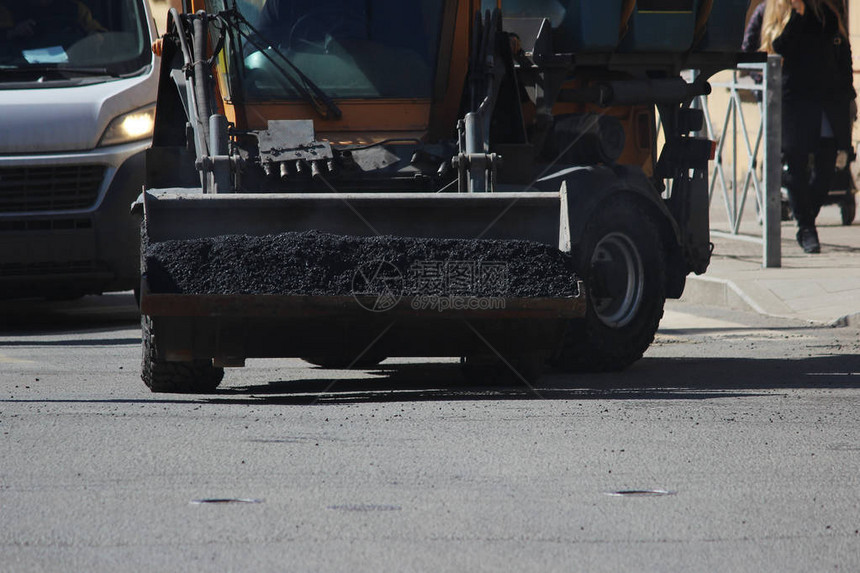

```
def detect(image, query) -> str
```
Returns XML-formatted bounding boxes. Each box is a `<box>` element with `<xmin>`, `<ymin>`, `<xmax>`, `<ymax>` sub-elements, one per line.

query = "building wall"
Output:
<box><xmin>149</xmin><ymin>1</ymin><xmax>171</xmax><ymax>34</ymax></box>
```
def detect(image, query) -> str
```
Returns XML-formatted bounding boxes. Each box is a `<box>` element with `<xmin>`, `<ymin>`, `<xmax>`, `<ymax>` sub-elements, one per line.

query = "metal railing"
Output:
<box><xmin>694</xmin><ymin>55</ymin><xmax>783</xmax><ymax>268</ymax></box>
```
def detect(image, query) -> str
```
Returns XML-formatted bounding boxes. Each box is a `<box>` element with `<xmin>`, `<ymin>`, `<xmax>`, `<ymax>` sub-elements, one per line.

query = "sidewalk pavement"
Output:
<box><xmin>683</xmin><ymin>203</ymin><xmax>860</xmax><ymax>327</ymax></box>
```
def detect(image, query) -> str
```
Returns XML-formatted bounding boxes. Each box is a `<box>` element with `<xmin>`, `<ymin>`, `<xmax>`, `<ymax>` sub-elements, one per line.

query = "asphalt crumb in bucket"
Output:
<box><xmin>145</xmin><ymin>230</ymin><xmax>578</xmax><ymax>298</ymax></box>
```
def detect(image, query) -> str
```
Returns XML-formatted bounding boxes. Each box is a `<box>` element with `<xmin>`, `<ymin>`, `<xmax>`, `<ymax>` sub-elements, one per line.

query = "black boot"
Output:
<box><xmin>796</xmin><ymin>226</ymin><xmax>820</xmax><ymax>254</ymax></box>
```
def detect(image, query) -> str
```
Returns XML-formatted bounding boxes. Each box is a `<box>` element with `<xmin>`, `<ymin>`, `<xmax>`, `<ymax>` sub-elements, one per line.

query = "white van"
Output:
<box><xmin>0</xmin><ymin>0</ymin><xmax>158</xmax><ymax>299</ymax></box>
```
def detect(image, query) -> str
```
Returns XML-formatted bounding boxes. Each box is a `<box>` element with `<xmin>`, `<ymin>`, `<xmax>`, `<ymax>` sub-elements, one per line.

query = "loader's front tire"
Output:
<box><xmin>141</xmin><ymin>316</ymin><xmax>224</xmax><ymax>393</ymax></box>
<box><xmin>553</xmin><ymin>196</ymin><xmax>666</xmax><ymax>372</ymax></box>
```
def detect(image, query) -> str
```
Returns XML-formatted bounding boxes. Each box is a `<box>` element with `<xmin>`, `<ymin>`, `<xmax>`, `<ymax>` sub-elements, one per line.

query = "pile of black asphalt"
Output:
<box><xmin>144</xmin><ymin>230</ymin><xmax>578</xmax><ymax>298</ymax></box>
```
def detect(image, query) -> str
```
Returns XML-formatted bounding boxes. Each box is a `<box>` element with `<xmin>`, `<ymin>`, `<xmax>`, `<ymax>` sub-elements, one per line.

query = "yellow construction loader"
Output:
<box><xmin>137</xmin><ymin>0</ymin><xmax>754</xmax><ymax>392</ymax></box>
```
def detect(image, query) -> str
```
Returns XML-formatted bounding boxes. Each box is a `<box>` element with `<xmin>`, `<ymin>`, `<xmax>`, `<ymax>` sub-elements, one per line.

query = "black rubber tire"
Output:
<box><xmin>840</xmin><ymin>194</ymin><xmax>856</xmax><ymax>226</ymax></box>
<box><xmin>553</xmin><ymin>196</ymin><xmax>666</xmax><ymax>372</ymax></box>
<box><xmin>141</xmin><ymin>315</ymin><xmax>224</xmax><ymax>393</ymax></box>
<box><xmin>301</xmin><ymin>355</ymin><xmax>387</xmax><ymax>369</ymax></box>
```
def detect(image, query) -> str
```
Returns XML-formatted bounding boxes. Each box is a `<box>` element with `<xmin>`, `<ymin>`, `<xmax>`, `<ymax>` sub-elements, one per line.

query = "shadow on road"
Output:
<box><xmin>2</xmin><ymin>354</ymin><xmax>856</xmax><ymax>406</ymax></box>
<box><xmin>2</xmin><ymin>292</ymin><xmax>857</xmax><ymax>405</ymax></box>
<box><xmin>203</xmin><ymin>353</ymin><xmax>860</xmax><ymax>405</ymax></box>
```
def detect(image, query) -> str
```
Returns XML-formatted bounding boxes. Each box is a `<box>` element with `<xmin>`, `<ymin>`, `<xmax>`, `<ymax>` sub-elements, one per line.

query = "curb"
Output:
<box><xmin>682</xmin><ymin>275</ymin><xmax>767</xmax><ymax>315</ymax></box>
<box><xmin>682</xmin><ymin>275</ymin><xmax>859</xmax><ymax>327</ymax></box>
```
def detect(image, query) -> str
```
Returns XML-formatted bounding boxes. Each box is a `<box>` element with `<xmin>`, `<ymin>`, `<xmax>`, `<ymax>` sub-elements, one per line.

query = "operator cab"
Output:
<box><xmin>210</xmin><ymin>0</ymin><xmax>445</xmax><ymax>101</ymax></box>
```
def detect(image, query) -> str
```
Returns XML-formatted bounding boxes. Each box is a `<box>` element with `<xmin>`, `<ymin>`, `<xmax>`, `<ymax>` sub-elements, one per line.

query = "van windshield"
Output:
<box><xmin>0</xmin><ymin>0</ymin><xmax>150</xmax><ymax>78</ymax></box>
<box><xmin>208</xmin><ymin>0</ymin><xmax>446</xmax><ymax>100</ymax></box>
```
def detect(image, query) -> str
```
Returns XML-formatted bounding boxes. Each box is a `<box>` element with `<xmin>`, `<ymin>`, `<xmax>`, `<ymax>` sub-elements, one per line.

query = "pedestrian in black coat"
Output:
<box><xmin>759</xmin><ymin>0</ymin><xmax>855</xmax><ymax>253</ymax></box>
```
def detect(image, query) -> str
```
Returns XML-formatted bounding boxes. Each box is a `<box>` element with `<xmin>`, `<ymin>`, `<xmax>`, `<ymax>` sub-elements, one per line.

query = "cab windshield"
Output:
<box><xmin>0</xmin><ymin>0</ymin><xmax>151</xmax><ymax>78</ymax></box>
<box><xmin>209</xmin><ymin>0</ymin><xmax>446</xmax><ymax>100</ymax></box>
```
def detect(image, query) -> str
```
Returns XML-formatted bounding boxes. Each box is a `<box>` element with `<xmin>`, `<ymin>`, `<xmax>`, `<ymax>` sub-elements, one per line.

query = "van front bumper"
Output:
<box><xmin>0</xmin><ymin>141</ymin><xmax>149</xmax><ymax>299</ymax></box>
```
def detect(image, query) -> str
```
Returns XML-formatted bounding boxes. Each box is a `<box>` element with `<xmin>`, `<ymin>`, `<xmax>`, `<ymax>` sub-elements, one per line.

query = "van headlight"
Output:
<box><xmin>99</xmin><ymin>104</ymin><xmax>156</xmax><ymax>147</ymax></box>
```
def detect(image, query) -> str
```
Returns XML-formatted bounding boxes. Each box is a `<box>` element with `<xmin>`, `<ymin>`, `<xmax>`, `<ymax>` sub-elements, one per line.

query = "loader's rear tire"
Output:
<box><xmin>553</xmin><ymin>197</ymin><xmax>666</xmax><ymax>372</ymax></box>
<box><xmin>141</xmin><ymin>316</ymin><xmax>223</xmax><ymax>393</ymax></box>
<box><xmin>301</xmin><ymin>355</ymin><xmax>386</xmax><ymax>369</ymax></box>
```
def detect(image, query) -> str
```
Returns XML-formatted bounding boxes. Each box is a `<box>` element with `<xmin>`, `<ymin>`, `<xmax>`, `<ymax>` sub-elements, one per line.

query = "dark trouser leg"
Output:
<box><xmin>783</xmin><ymin>151</ymin><xmax>816</xmax><ymax>229</ymax></box>
<box><xmin>810</xmin><ymin>138</ymin><xmax>837</xmax><ymax>220</ymax></box>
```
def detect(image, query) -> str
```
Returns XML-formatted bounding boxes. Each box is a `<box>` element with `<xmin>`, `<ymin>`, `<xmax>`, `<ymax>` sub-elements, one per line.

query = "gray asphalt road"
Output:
<box><xmin>1</xmin><ymin>294</ymin><xmax>859</xmax><ymax>572</ymax></box>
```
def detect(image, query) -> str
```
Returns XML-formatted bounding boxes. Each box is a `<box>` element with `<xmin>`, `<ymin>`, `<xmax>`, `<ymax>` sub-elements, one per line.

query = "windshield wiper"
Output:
<box><xmin>216</xmin><ymin>8</ymin><xmax>342</xmax><ymax>120</ymax></box>
<box><xmin>0</xmin><ymin>65</ymin><xmax>120</xmax><ymax>78</ymax></box>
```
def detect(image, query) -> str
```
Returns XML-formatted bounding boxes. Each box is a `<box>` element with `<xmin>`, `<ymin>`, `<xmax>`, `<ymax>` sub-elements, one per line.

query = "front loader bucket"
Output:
<box><xmin>137</xmin><ymin>189</ymin><xmax>584</xmax><ymax>364</ymax></box>
<box><xmin>140</xmin><ymin>190</ymin><xmax>571</xmax><ymax>247</ymax></box>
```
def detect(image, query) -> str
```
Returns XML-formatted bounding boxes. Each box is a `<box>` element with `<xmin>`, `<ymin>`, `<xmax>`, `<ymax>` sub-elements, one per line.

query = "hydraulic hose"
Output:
<box><xmin>192</xmin><ymin>11</ymin><xmax>213</xmax><ymax>155</ymax></box>
<box><xmin>167</xmin><ymin>7</ymin><xmax>210</xmax><ymax>160</ymax></box>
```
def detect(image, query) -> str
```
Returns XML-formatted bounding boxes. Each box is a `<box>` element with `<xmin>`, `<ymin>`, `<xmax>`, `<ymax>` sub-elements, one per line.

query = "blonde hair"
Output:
<box><xmin>760</xmin><ymin>0</ymin><xmax>848</xmax><ymax>54</ymax></box>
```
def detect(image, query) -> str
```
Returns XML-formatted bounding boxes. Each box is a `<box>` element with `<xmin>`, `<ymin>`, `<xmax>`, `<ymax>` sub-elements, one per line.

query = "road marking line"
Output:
<box><xmin>807</xmin><ymin>372</ymin><xmax>860</xmax><ymax>376</ymax></box>
<box><xmin>0</xmin><ymin>354</ymin><xmax>35</xmax><ymax>364</ymax></box>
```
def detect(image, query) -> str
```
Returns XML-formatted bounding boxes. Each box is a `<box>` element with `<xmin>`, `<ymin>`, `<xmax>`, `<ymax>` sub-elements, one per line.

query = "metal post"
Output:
<box><xmin>732</xmin><ymin>73</ymin><xmax>739</xmax><ymax>233</ymax></box>
<box><xmin>464</xmin><ymin>112</ymin><xmax>487</xmax><ymax>193</ymax></box>
<box><xmin>762</xmin><ymin>55</ymin><xmax>782</xmax><ymax>268</ymax></box>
